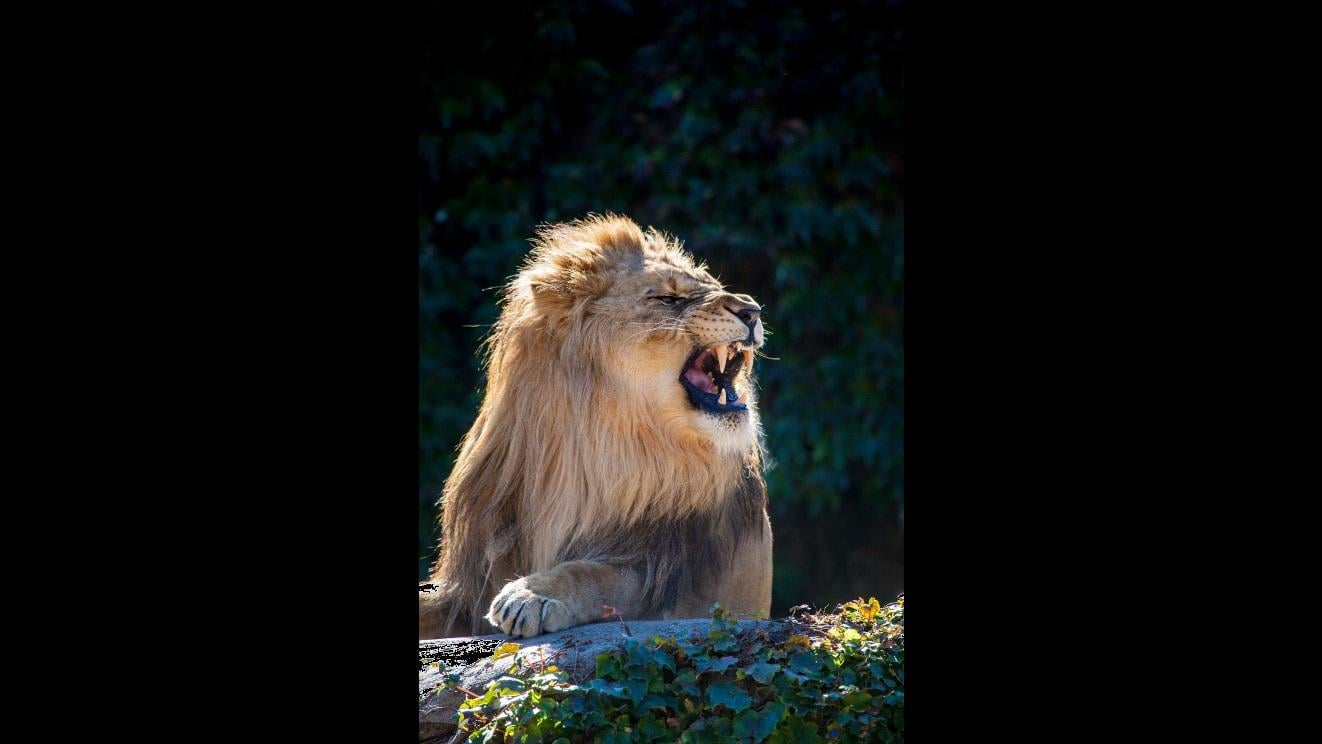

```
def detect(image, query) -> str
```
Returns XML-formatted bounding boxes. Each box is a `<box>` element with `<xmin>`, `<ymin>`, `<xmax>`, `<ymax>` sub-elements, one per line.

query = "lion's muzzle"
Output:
<box><xmin>678</xmin><ymin>293</ymin><xmax>764</xmax><ymax>416</ymax></box>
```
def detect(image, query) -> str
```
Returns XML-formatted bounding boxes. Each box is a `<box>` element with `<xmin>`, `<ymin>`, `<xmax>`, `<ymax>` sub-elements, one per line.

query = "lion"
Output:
<box><xmin>419</xmin><ymin>214</ymin><xmax>771</xmax><ymax>639</ymax></box>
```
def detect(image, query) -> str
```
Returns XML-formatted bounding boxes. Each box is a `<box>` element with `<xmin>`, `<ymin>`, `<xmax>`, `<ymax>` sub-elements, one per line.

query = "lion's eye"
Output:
<box><xmin>654</xmin><ymin>295</ymin><xmax>685</xmax><ymax>305</ymax></box>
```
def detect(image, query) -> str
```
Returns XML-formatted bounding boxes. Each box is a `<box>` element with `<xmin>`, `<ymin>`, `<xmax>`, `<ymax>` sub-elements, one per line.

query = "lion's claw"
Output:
<box><xmin>487</xmin><ymin>579</ymin><xmax>573</xmax><ymax>638</ymax></box>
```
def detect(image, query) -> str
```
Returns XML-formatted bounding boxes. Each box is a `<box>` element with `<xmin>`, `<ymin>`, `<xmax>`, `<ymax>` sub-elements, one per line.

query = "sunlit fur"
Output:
<box><xmin>420</xmin><ymin>214</ymin><xmax>771</xmax><ymax>638</ymax></box>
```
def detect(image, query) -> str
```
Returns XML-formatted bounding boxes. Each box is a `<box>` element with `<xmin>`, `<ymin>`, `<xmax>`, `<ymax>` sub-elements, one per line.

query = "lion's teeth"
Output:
<box><xmin>718</xmin><ymin>389</ymin><xmax>726</xmax><ymax>405</ymax></box>
<box><xmin>714</xmin><ymin>344</ymin><xmax>729</xmax><ymax>373</ymax></box>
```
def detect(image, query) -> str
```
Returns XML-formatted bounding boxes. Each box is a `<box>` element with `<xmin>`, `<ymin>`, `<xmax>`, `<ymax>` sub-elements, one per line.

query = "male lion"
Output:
<box><xmin>419</xmin><ymin>215</ymin><xmax>771</xmax><ymax>639</ymax></box>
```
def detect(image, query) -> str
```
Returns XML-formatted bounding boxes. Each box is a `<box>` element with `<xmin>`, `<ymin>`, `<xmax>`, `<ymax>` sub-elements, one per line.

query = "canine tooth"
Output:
<box><xmin>718</xmin><ymin>389</ymin><xmax>726</xmax><ymax>405</ymax></box>
<box><xmin>714</xmin><ymin>344</ymin><xmax>729</xmax><ymax>373</ymax></box>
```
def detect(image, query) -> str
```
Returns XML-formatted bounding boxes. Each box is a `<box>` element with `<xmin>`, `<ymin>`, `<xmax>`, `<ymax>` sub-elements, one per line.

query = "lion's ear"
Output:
<box><xmin>526</xmin><ymin>265</ymin><xmax>610</xmax><ymax>317</ymax></box>
<box><xmin>523</xmin><ymin>218</ymin><xmax>645</xmax><ymax>314</ymax></box>
<box><xmin>527</xmin><ymin>268</ymin><xmax>576</xmax><ymax>315</ymax></box>
<box><xmin>526</xmin><ymin>244</ymin><xmax>620</xmax><ymax>313</ymax></box>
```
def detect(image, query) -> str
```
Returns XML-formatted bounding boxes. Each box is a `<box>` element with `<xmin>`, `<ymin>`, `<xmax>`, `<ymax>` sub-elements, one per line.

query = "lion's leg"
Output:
<box><xmin>486</xmin><ymin>561</ymin><xmax>645</xmax><ymax>639</ymax></box>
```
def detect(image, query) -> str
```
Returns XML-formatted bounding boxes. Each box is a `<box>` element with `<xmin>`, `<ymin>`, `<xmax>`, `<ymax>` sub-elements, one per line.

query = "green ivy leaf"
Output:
<box><xmin>491</xmin><ymin>676</ymin><xmax>526</xmax><ymax>692</ymax></box>
<box><xmin>682</xmin><ymin>715</ymin><xmax>733</xmax><ymax>742</ymax></box>
<box><xmin>733</xmin><ymin>702</ymin><xmax>787</xmax><ymax>743</ymax></box>
<box><xmin>694</xmin><ymin>655</ymin><xmax>738</xmax><ymax>674</ymax></box>
<box><xmin>743</xmin><ymin>661</ymin><xmax>781</xmax><ymax>684</ymax></box>
<box><xmin>788</xmin><ymin>652</ymin><xmax>823</xmax><ymax>676</ymax></box>
<box><xmin>766</xmin><ymin>713</ymin><xmax>821</xmax><ymax>743</ymax></box>
<box><xmin>639</xmin><ymin>692</ymin><xmax>678</xmax><ymax>711</ymax></box>
<box><xmin>706</xmin><ymin>680</ymin><xmax>752</xmax><ymax>712</ymax></box>
<box><xmin>596</xmin><ymin>652</ymin><xmax>622</xmax><ymax>679</ymax></box>
<box><xmin>624</xmin><ymin>679</ymin><xmax>648</xmax><ymax>706</ymax></box>
<box><xmin>842</xmin><ymin>689</ymin><xmax>872</xmax><ymax>711</ymax></box>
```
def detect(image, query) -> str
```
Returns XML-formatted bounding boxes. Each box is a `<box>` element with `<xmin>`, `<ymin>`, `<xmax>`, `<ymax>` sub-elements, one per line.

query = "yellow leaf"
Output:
<box><xmin>491</xmin><ymin>642</ymin><xmax>520</xmax><ymax>661</ymax></box>
<box><xmin>859</xmin><ymin>597</ymin><xmax>881</xmax><ymax>622</ymax></box>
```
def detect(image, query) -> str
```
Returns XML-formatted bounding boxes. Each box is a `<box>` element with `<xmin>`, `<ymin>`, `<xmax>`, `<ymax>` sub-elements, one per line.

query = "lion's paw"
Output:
<box><xmin>486</xmin><ymin>579</ymin><xmax>574</xmax><ymax>638</ymax></box>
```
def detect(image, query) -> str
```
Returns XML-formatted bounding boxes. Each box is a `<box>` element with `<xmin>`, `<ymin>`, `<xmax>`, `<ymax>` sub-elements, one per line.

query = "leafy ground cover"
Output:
<box><xmin>441</xmin><ymin>595</ymin><xmax>904</xmax><ymax>743</ymax></box>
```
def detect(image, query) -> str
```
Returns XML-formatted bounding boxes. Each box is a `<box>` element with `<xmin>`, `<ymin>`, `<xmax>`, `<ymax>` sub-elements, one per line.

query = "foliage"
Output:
<box><xmin>419</xmin><ymin>0</ymin><xmax>905</xmax><ymax>610</ymax></box>
<box><xmin>443</xmin><ymin>596</ymin><xmax>904</xmax><ymax>743</ymax></box>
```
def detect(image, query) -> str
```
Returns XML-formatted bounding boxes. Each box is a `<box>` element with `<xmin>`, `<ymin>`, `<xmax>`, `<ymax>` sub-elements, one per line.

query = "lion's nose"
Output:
<box><xmin>725</xmin><ymin>300</ymin><xmax>762</xmax><ymax>328</ymax></box>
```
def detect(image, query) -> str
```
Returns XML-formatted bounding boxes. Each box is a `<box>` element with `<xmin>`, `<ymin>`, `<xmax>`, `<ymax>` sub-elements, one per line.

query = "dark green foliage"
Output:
<box><xmin>447</xmin><ymin>597</ymin><xmax>904</xmax><ymax>743</ymax></box>
<box><xmin>419</xmin><ymin>0</ymin><xmax>904</xmax><ymax>611</ymax></box>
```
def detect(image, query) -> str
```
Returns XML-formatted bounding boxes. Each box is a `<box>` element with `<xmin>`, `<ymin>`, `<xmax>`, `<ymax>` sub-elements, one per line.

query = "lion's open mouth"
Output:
<box><xmin>679</xmin><ymin>343</ymin><xmax>754</xmax><ymax>415</ymax></box>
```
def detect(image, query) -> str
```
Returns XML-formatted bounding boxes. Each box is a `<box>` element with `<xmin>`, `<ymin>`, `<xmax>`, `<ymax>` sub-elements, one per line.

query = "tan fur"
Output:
<box><xmin>419</xmin><ymin>214</ymin><xmax>772</xmax><ymax>639</ymax></box>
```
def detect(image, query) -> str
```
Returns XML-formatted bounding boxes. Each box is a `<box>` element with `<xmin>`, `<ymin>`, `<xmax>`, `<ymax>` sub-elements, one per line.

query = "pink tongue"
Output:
<box><xmin>685</xmin><ymin>364</ymin><xmax>716</xmax><ymax>393</ymax></box>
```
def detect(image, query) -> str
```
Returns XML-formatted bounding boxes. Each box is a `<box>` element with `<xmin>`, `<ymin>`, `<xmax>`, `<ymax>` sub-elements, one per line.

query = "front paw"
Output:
<box><xmin>486</xmin><ymin>578</ymin><xmax>574</xmax><ymax>638</ymax></box>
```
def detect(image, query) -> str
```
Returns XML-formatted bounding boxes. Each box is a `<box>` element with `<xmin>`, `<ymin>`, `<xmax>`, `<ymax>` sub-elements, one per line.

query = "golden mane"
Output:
<box><xmin>422</xmin><ymin>215</ymin><xmax>768</xmax><ymax>638</ymax></box>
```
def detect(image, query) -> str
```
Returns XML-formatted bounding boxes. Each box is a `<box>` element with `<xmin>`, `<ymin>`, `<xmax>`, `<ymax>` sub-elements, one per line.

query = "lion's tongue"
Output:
<box><xmin>685</xmin><ymin>354</ymin><xmax>717</xmax><ymax>394</ymax></box>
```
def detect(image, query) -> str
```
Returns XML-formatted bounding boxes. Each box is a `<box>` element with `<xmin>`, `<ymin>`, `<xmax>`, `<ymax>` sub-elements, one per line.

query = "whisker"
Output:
<box><xmin>624</xmin><ymin>322</ymin><xmax>687</xmax><ymax>332</ymax></box>
<box><xmin>624</xmin><ymin>322</ymin><xmax>688</xmax><ymax>341</ymax></box>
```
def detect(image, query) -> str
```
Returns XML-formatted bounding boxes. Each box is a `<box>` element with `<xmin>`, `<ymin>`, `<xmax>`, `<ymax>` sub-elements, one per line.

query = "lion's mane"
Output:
<box><xmin>423</xmin><ymin>216</ymin><xmax>766</xmax><ymax>637</ymax></box>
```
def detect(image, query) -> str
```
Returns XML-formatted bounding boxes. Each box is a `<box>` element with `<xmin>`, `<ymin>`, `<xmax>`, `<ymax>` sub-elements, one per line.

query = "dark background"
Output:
<box><xmin>418</xmin><ymin>0</ymin><xmax>905</xmax><ymax>615</ymax></box>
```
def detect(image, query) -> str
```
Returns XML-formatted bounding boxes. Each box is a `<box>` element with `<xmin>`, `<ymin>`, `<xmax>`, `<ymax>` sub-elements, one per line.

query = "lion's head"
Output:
<box><xmin>425</xmin><ymin>214</ymin><xmax>770</xmax><ymax>636</ymax></box>
<box><xmin>510</xmin><ymin>215</ymin><xmax>766</xmax><ymax>455</ymax></box>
